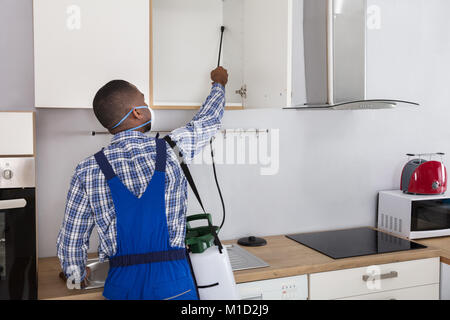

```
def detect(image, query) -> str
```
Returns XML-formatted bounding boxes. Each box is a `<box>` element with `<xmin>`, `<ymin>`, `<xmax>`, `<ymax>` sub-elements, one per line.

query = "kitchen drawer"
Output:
<box><xmin>309</xmin><ymin>258</ymin><xmax>439</xmax><ymax>300</ymax></box>
<box><xmin>237</xmin><ymin>275</ymin><xmax>308</xmax><ymax>300</ymax></box>
<box><xmin>337</xmin><ymin>284</ymin><xmax>439</xmax><ymax>300</ymax></box>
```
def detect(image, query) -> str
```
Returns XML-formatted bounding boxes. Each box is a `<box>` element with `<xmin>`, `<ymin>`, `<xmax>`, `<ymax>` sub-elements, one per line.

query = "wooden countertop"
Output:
<box><xmin>227</xmin><ymin>235</ymin><xmax>445</xmax><ymax>284</ymax></box>
<box><xmin>38</xmin><ymin>230</ymin><xmax>450</xmax><ymax>300</ymax></box>
<box><xmin>417</xmin><ymin>236</ymin><xmax>450</xmax><ymax>265</ymax></box>
<box><xmin>38</xmin><ymin>253</ymin><xmax>103</xmax><ymax>300</ymax></box>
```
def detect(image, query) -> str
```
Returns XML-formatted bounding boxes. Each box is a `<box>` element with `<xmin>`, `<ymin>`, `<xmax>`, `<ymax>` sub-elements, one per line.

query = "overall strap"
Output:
<box><xmin>155</xmin><ymin>138</ymin><xmax>167</xmax><ymax>172</ymax></box>
<box><xmin>94</xmin><ymin>150</ymin><xmax>116</xmax><ymax>181</ymax></box>
<box><xmin>109</xmin><ymin>249</ymin><xmax>186</xmax><ymax>268</ymax></box>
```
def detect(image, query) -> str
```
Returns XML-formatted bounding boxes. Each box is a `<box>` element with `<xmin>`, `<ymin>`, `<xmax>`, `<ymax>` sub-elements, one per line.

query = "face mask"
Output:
<box><xmin>111</xmin><ymin>106</ymin><xmax>155</xmax><ymax>132</ymax></box>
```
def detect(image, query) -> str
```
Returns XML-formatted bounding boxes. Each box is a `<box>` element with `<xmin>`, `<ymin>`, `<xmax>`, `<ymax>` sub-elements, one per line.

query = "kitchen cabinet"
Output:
<box><xmin>32</xmin><ymin>0</ymin><xmax>434</xmax><ymax>110</ymax></box>
<box><xmin>0</xmin><ymin>112</ymin><xmax>35</xmax><ymax>156</ymax></box>
<box><xmin>34</xmin><ymin>0</ymin><xmax>291</xmax><ymax>110</ymax></box>
<box><xmin>236</xmin><ymin>258</ymin><xmax>441</xmax><ymax>300</ymax></box>
<box><xmin>151</xmin><ymin>0</ymin><xmax>226</xmax><ymax>109</ymax></box>
<box><xmin>309</xmin><ymin>258</ymin><xmax>440</xmax><ymax>300</ymax></box>
<box><xmin>151</xmin><ymin>0</ymin><xmax>291</xmax><ymax>110</ymax></box>
<box><xmin>33</xmin><ymin>0</ymin><xmax>150</xmax><ymax>108</ymax></box>
<box><xmin>441</xmin><ymin>262</ymin><xmax>450</xmax><ymax>300</ymax></box>
<box><xmin>237</xmin><ymin>275</ymin><xmax>308</xmax><ymax>300</ymax></box>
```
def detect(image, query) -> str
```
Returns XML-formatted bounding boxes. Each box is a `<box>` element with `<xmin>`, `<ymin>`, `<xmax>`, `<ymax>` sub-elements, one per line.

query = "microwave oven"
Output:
<box><xmin>378</xmin><ymin>190</ymin><xmax>450</xmax><ymax>239</ymax></box>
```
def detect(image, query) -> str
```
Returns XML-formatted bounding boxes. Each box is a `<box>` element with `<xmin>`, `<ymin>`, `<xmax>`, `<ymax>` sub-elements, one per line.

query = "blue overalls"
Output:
<box><xmin>94</xmin><ymin>137</ymin><xmax>198</xmax><ymax>300</ymax></box>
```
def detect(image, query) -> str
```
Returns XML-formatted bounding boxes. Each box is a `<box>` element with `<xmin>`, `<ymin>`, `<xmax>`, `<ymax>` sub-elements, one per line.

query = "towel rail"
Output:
<box><xmin>91</xmin><ymin>129</ymin><xmax>270</xmax><ymax>137</ymax></box>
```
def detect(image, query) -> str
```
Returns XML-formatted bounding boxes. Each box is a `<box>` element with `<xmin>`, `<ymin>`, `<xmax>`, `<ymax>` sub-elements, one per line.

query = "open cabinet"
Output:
<box><xmin>152</xmin><ymin>0</ymin><xmax>290</xmax><ymax>109</ymax></box>
<box><xmin>34</xmin><ymin>0</ymin><xmax>291</xmax><ymax>110</ymax></box>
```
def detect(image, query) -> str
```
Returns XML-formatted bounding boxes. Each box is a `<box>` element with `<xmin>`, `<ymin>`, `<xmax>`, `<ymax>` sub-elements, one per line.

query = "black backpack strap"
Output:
<box><xmin>163</xmin><ymin>135</ymin><xmax>206</xmax><ymax>214</ymax></box>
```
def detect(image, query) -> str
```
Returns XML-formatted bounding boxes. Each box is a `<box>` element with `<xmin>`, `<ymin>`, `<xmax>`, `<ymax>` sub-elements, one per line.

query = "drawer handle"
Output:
<box><xmin>362</xmin><ymin>271</ymin><xmax>398</xmax><ymax>282</ymax></box>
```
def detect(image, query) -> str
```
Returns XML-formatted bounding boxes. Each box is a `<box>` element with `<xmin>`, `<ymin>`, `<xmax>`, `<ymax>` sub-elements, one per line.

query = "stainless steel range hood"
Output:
<box><xmin>287</xmin><ymin>0</ymin><xmax>419</xmax><ymax>110</ymax></box>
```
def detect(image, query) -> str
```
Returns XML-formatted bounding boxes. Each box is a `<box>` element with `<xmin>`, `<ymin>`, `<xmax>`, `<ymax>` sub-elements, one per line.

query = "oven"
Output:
<box><xmin>0</xmin><ymin>157</ymin><xmax>37</xmax><ymax>300</ymax></box>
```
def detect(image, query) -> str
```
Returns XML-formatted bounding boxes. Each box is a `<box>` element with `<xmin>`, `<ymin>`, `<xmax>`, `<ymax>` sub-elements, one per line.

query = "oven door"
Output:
<box><xmin>411</xmin><ymin>198</ymin><xmax>450</xmax><ymax>239</ymax></box>
<box><xmin>0</xmin><ymin>188</ymin><xmax>37</xmax><ymax>300</ymax></box>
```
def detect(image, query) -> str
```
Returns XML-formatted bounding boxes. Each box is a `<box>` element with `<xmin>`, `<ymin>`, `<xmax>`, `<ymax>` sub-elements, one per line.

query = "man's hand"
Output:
<box><xmin>211</xmin><ymin>67</ymin><xmax>228</xmax><ymax>87</ymax></box>
<box><xmin>59</xmin><ymin>266</ymin><xmax>91</xmax><ymax>289</ymax></box>
<box><xmin>83</xmin><ymin>266</ymin><xmax>91</xmax><ymax>288</ymax></box>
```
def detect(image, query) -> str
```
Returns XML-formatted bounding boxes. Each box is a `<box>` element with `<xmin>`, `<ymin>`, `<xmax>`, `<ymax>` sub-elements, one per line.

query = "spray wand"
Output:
<box><xmin>211</xmin><ymin>26</ymin><xmax>226</xmax><ymax>230</ymax></box>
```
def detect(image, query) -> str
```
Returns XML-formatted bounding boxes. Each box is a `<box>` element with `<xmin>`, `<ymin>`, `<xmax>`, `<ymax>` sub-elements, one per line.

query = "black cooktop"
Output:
<box><xmin>286</xmin><ymin>227</ymin><xmax>427</xmax><ymax>259</ymax></box>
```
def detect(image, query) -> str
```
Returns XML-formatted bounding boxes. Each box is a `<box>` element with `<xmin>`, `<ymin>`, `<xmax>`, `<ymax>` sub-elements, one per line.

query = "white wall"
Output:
<box><xmin>2</xmin><ymin>0</ymin><xmax>450</xmax><ymax>258</ymax></box>
<box><xmin>0</xmin><ymin>0</ymin><xmax>34</xmax><ymax>110</ymax></box>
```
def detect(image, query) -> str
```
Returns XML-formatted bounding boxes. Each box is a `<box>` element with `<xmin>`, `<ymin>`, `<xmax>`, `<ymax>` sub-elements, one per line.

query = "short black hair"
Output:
<box><xmin>93</xmin><ymin>80</ymin><xmax>139</xmax><ymax>129</ymax></box>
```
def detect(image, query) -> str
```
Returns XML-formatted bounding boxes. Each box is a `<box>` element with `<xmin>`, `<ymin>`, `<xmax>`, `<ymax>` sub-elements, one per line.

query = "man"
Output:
<box><xmin>56</xmin><ymin>67</ymin><xmax>228</xmax><ymax>300</ymax></box>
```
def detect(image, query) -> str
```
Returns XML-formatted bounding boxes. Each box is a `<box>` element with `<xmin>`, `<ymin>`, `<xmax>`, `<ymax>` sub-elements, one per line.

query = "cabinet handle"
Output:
<box><xmin>362</xmin><ymin>271</ymin><xmax>398</xmax><ymax>282</ymax></box>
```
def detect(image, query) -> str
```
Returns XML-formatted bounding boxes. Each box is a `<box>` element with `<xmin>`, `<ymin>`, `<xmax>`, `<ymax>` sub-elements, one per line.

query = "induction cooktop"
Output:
<box><xmin>286</xmin><ymin>227</ymin><xmax>427</xmax><ymax>259</ymax></box>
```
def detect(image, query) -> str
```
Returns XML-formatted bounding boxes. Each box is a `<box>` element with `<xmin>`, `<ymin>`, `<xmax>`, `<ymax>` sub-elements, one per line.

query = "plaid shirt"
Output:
<box><xmin>56</xmin><ymin>83</ymin><xmax>225</xmax><ymax>280</ymax></box>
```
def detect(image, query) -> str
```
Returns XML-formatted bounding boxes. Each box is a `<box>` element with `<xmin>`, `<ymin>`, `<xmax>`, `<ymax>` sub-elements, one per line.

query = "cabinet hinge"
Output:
<box><xmin>235</xmin><ymin>85</ymin><xmax>247</xmax><ymax>99</ymax></box>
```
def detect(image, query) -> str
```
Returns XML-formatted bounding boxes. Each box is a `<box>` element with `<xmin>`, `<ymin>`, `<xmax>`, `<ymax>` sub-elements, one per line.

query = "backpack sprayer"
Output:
<box><xmin>163</xmin><ymin>26</ymin><xmax>239</xmax><ymax>300</ymax></box>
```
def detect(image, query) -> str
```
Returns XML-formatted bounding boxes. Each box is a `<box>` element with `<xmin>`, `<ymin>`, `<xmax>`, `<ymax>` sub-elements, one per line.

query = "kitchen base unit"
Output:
<box><xmin>309</xmin><ymin>257</ymin><xmax>440</xmax><ymax>300</ymax></box>
<box><xmin>237</xmin><ymin>275</ymin><xmax>308</xmax><ymax>300</ymax></box>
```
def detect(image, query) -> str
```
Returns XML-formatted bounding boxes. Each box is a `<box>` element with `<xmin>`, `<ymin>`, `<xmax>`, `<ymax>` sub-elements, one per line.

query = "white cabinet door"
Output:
<box><xmin>34</xmin><ymin>0</ymin><xmax>150</xmax><ymax>108</ymax></box>
<box><xmin>441</xmin><ymin>263</ymin><xmax>450</xmax><ymax>300</ymax></box>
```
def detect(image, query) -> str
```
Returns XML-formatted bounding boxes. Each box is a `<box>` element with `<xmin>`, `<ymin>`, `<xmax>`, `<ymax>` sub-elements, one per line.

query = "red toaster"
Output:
<box><xmin>401</xmin><ymin>153</ymin><xmax>447</xmax><ymax>195</ymax></box>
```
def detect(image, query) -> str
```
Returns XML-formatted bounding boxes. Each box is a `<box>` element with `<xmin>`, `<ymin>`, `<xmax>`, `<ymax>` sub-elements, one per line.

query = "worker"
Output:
<box><xmin>56</xmin><ymin>66</ymin><xmax>228</xmax><ymax>300</ymax></box>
